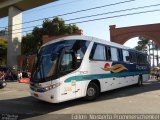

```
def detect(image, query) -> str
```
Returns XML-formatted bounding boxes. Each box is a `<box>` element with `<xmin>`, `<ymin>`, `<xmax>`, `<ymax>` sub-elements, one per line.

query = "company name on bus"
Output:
<box><xmin>136</xmin><ymin>65</ymin><xmax>147</xmax><ymax>70</ymax></box>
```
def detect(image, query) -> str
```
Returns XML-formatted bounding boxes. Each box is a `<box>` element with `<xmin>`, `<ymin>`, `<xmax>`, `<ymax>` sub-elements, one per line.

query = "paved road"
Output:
<box><xmin>0</xmin><ymin>80</ymin><xmax>160</xmax><ymax>120</ymax></box>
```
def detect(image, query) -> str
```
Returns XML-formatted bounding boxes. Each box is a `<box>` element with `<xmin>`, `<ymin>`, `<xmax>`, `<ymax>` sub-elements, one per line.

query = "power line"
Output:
<box><xmin>0</xmin><ymin>0</ymin><xmax>137</xmax><ymax>29</ymax></box>
<box><xmin>70</xmin><ymin>9</ymin><xmax>160</xmax><ymax>24</ymax></box>
<box><xmin>65</xmin><ymin>3</ymin><xmax>160</xmax><ymax>22</ymax></box>
<box><xmin>6</xmin><ymin>3</ymin><xmax>160</xmax><ymax>33</ymax></box>
<box><xmin>5</xmin><ymin>9</ymin><xmax>160</xmax><ymax>36</ymax></box>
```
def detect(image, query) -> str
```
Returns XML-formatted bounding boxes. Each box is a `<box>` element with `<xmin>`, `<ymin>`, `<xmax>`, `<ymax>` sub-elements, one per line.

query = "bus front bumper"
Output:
<box><xmin>30</xmin><ymin>90</ymin><xmax>59</xmax><ymax>103</ymax></box>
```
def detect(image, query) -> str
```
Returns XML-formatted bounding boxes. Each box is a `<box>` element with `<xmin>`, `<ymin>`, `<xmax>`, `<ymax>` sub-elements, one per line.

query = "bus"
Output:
<box><xmin>30</xmin><ymin>35</ymin><xmax>150</xmax><ymax>103</ymax></box>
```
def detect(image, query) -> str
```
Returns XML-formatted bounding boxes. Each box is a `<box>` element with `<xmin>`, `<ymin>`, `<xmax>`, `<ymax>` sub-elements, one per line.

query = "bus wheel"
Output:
<box><xmin>85</xmin><ymin>82</ymin><xmax>100</xmax><ymax>101</ymax></box>
<box><xmin>137</xmin><ymin>76</ymin><xmax>143</xmax><ymax>87</ymax></box>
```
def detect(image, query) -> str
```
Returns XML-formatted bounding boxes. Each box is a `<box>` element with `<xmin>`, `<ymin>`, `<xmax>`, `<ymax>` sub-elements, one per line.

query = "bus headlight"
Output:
<box><xmin>43</xmin><ymin>83</ymin><xmax>61</xmax><ymax>91</ymax></box>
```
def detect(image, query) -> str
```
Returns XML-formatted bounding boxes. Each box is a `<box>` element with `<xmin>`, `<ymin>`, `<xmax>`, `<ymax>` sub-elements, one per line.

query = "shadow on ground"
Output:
<box><xmin>0</xmin><ymin>80</ymin><xmax>160</xmax><ymax>119</ymax></box>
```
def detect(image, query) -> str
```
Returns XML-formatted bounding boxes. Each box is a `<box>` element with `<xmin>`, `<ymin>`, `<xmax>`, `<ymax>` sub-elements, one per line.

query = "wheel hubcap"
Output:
<box><xmin>87</xmin><ymin>88</ymin><xmax>95</xmax><ymax>96</ymax></box>
<box><xmin>2</xmin><ymin>82</ymin><xmax>6</xmax><ymax>87</ymax></box>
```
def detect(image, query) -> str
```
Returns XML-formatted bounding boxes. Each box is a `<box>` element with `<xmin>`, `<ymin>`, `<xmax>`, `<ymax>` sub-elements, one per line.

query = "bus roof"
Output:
<box><xmin>42</xmin><ymin>35</ymin><xmax>146</xmax><ymax>54</ymax></box>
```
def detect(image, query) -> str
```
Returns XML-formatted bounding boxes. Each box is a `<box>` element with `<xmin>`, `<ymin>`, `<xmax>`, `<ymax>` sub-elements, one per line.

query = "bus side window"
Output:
<box><xmin>142</xmin><ymin>54</ymin><xmax>148</xmax><ymax>64</ymax></box>
<box><xmin>89</xmin><ymin>43</ymin><xmax>97</xmax><ymax>60</ymax></box>
<box><xmin>106</xmin><ymin>46</ymin><xmax>111</xmax><ymax>61</ymax></box>
<box><xmin>118</xmin><ymin>49</ymin><xmax>123</xmax><ymax>61</ymax></box>
<box><xmin>140</xmin><ymin>54</ymin><xmax>145</xmax><ymax>64</ymax></box>
<box><xmin>72</xmin><ymin>40</ymin><xmax>90</xmax><ymax>60</ymax></box>
<box><xmin>110</xmin><ymin>47</ymin><xmax>119</xmax><ymax>61</ymax></box>
<box><xmin>144</xmin><ymin>55</ymin><xmax>148</xmax><ymax>63</ymax></box>
<box><xmin>122</xmin><ymin>50</ymin><xmax>130</xmax><ymax>63</ymax></box>
<box><xmin>136</xmin><ymin>54</ymin><xmax>139</xmax><ymax>64</ymax></box>
<box><xmin>137</xmin><ymin>53</ymin><xmax>143</xmax><ymax>64</ymax></box>
<box><xmin>129</xmin><ymin>51</ymin><xmax>137</xmax><ymax>63</ymax></box>
<box><xmin>90</xmin><ymin>43</ymin><xmax>106</xmax><ymax>61</ymax></box>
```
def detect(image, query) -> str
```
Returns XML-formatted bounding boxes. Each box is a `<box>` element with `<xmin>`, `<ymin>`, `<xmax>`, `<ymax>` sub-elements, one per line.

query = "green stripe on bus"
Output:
<box><xmin>64</xmin><ymin>71</ymin><xmax>149</xmax><ymax>83</ymax></box>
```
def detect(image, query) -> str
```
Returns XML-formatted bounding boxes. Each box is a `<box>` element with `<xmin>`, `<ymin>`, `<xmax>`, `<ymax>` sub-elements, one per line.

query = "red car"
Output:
<box><xmin>19</xmin><ymin>78</ymin><xmax>30</xmax><ymax>83</ymax></box>
<box><xmin>18</xmin><ymin>72</ymin><xmax>30</xmax><ymax>83</ymax></box>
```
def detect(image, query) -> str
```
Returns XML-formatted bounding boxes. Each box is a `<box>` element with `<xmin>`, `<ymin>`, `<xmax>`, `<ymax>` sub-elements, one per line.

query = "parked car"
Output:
<box><xmin>0</xmin><ymin>79</ymin><xmax>7</xmax><ymax>88</ymax></box>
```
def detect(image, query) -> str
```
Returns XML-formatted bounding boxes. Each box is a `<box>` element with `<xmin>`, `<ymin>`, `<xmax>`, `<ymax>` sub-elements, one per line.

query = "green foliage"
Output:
<box><xmin>0</xmin><ymin>38</ymin><xmax>7</xmax><ymax>65</ymax></box>
<box><xmin>21</xmin><ymin>17</ymin><xmax>80</xmax><ymax>55</ymax></box>
<box><xmin>21</xmin><ymin>34</ymin><xmax>35</xmax><ymax>55</ymax></box>
<box><xmin>32</xmin><ymin>27</ymin><xmax>43</xmax><ymax>47</ymax></box>
<box><xmin>0</xmin><ymin>38</ymin><xmax>7</xmax><ymax>48</ymax></box>
<box><xmin>134</xmin><ymin>36</ymin><xmax>149</xmax><ymax>51</ymax></box>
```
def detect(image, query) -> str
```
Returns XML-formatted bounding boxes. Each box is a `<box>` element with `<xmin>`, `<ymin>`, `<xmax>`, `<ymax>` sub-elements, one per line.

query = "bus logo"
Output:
<box><xmin>102</xmin><ymin>63</ymin><xmax>128</xmax><ymax>73</ymax></box>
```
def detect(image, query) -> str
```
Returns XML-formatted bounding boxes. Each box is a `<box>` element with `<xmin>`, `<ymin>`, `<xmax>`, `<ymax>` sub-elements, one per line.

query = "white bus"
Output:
<box><xmin>30</xmin><ymin>35</ymin><xmax>150</xmax><ymax>103</ymax></box>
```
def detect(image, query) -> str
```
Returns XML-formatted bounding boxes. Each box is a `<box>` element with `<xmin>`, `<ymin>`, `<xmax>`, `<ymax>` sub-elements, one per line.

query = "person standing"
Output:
<box><xmin>18</xmin><ymin>70</ymin><xmax>22</xmax><ymax>80</ymax></box>
<box><xmin>157</xmin><ymin>69</ymin><xmax>160</xmax><ymax>80</ymax></box>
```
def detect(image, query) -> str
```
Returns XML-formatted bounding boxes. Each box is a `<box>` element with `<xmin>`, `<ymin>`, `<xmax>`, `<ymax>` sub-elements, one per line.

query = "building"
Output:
<box><xmin>0</xmin><ymin>28</ymin><xmax>8</xmax><ymax>40</ymax></box>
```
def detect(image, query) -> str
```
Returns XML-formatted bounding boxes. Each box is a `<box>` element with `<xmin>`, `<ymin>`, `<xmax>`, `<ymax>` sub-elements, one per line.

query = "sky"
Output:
<box><xmin>1</xmin><ymin>0</ymin><xmax>160</xmax><ymax>48</ymax></box>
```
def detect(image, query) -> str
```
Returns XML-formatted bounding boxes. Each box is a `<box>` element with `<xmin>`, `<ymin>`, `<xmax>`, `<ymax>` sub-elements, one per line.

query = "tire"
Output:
<box><xmin>2</xmin><ymin>81</ymin><xmax>7</xmax><ymax>87</ymax></box>
<box><xmin>85</xmin><ymin>82</ymin><xmax>100</xmax><ymax>101</ymax></box>
<box><xmin>0</xmin><ymin>81</ymin><xmax>7</xmax><ymax>89</ymax></box>
<box><xmin>137</xmin><ymin>76</ymin><xmax>143</xmax><ymax>87</ymax></box>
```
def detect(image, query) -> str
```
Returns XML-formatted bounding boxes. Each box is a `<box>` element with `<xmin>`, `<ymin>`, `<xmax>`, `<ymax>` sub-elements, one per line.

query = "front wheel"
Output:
<box><xmin>0</xmin><ymin>81</ymin><xmax>7</xmax><ymax>89</ymax></box>
<box><xmin>85</xmin><ymin>82</ymin><xmax>100</xmax><ymax>101</ymax></box>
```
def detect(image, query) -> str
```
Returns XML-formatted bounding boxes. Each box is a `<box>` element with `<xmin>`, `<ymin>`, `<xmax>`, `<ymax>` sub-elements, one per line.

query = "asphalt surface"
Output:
<box><xmin>0</xmin><ymin>80</ymin><xmax>160</xmax><ymax>120</ymax></box>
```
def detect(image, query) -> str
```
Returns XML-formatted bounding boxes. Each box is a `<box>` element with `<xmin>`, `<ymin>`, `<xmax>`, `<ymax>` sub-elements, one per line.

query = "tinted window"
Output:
<box><xmin>106</xmin><ymin>46</ymin><xmax>111</xmax><ymax>61</ymax></box>
<box><xmin>72</xmin><ymin>40</ymin><xmax>90</xmax><ymax>60</ymax></box>
<box><xmin>31</xmin><ymin>40</ymin><xmax>90</xmax><ymax>82</ymax></box>
<box><xmin>110</xmin><ymin>47</ymin><xmax>119</xmax><ymax>61</ymax></box>
<box><xmin>122</xmin><ymin>50</ymin><xmax>129</xmax><ymax>62</ymax></box>
<box><xmin>144</xmin><ymin>55</ymin><xmax>148</xmax><ymax>63</ymax></box>
<box><xmin>137</xmin><ymin>53</ymin><xmax>147</xmax><ymax>64</ymax></box>
<box><xmin>60</xmin><ymin>52</ymin><xmax>73</xmax><ymax>72</ymax></box>
<box><xmin>129</xmin><ymin>51</ymin><xmax>137</xmax><ymax>63</ymax></box>
<box><xmin>90</xmin><ymin>43</ymin><xmax>106</xmax><ymax>61</ymax></box>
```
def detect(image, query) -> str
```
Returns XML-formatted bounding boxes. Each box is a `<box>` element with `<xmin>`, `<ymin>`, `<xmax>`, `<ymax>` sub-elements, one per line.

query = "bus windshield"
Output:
<box><xmin>31</xmin><ymin>41</ymin><xmax>64</xmax><ymax>82</ymax></box>
<box><xmin>31</xmin><ymin>40</ymin><xmax>90</xmax><ymax>83</ymax></box>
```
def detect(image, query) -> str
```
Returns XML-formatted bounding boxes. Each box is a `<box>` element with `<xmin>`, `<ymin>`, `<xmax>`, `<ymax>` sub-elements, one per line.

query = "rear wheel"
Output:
<box><xmin>85</xmin><ymin>82</ymin><xmax>100</xmax><ymax>101</ymax></box>
<box><xmin>137</xmin><ymin>76</ymin><xmax>143</xmax><ymax>87</ymax></box>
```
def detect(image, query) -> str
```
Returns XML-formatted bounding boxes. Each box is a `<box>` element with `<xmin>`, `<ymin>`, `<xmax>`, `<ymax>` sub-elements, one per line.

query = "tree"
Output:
<box><xmin>21</xmin><ymin>34</ymin><xmax>35</xmax><ymax>55</ymax></box>
<box><xmin>21</xmin><ymin>17</ymin><xmax>80</xmax><ymax>55</ymax></box>
<box><xmin>0</xmin><ymin>38</ymin><xmax>7</xmax><ymax>65</ymax></box>
<box><xmin>32</xmin><ymin>27</ymin><xmax>43</xmax><ymax>47</ymax></box>
<box><xmin>134</xmin><ymin>36</ymin><xmax>160</xmax><ymax>67</ymax></box>
<box><xmin>134</xmin><ymin>36</ymin><xmax>149</xmax><ymax>52</ymax></box>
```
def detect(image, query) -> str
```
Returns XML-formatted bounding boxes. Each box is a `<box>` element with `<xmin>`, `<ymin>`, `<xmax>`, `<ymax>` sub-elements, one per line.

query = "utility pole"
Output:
<box><xmin>152</xmin><ymin>41</ymin><xmax>155</xmax><ymax>68</ymax></box>
<box><xmin>148</xmin><ymin>41</ymin><xmax>151</xmax><ymax>64</ymax></box>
